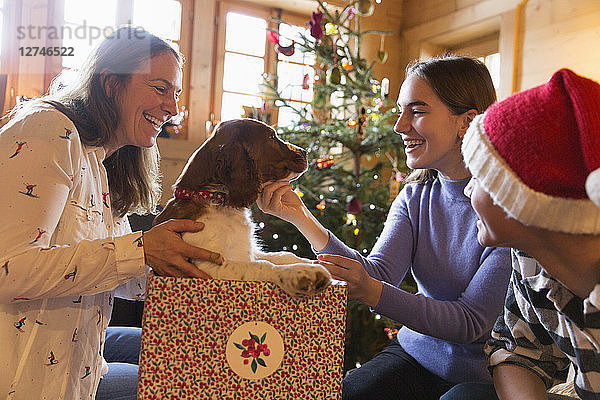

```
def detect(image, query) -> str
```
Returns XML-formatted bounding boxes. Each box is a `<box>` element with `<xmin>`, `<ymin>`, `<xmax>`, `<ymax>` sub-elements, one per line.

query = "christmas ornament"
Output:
<box><xmin>347</xmin><ymin>196</ymin><xmax>362</xmax><ymax>215</ymax></box>
<box><xmin>370</xmin><ymin>112</ymin><xmax>381</xmax><ymax>122</ymax></box>
<box><xmin>314</xmin><ymin>155</ymin><xmax>335</xmax><ymax>170</ymax></box>
<box><xmin>329</xmin><ymin>67</ymin><xmax>341</xmax><ymax>85</ymax></box>
<box><xmin>377</xmin><ymin>35</ymin><xmax>388</xmax><ymax>63</ymax></box>
<box><xmin>302</xmin><ymin>73</ymin><xmax>310</xmax><ymax>90</ymax></box>
<box><xmin>267</xmin><ymin>30</ymin><xmax>295</xmax><ymax>57</ymax></box>
<box><xmin>309</xmin><ymin>10</ymin><xmax>324</xmax><ymax>41</ymax></box>
<box><xmin>325</xmin><ymin>23</ymin><xmax>338</xmax><ymax>36</ymax></box>
<box><xmin>266</xmin><ymin>31</ymin><xmax>279</xmax><ymax>44</ymax></box>
<box><xmin>356</xmin><ymin>0</ymin><xmax>374</xmax><ymax>16</ymax></box>
<box><xmin>346</xmin><ymin>213</ymin><xmax>357</xmax><ymax>225</ymax></box>
<box><xmin>386</xmin><ymin>152</ymin><xmax>406</xmax><ymax>202</ymax></box>
<box><xmin>347</xmin><ymin>7</ymin><xmax>357</xmax><ymax>20</ymax></box>
<box><xmin>373</xmin><ymin>97</ymin><xmax>384</xmax><ymax>109</ymax></box>
<box><xmin>276</xmin><ymin>41</ymin><xmax>295</xmax><ymax>56</ymax></box>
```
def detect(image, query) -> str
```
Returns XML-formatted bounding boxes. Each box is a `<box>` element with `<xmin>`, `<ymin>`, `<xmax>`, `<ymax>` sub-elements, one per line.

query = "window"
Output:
<box><xmin>275</xmin><ymin>22</ymin><xmax>315</xmax><ymax>128</ymax></box>
<box><xmin>62</xmin><ymin>0</ymin><xmax>118</xmax><ymax>70</ymax></box>
<box><xmin>132</xmin><ymin>0</ymin><xmax>182</xmax><ymax>50</ymax></box>
<box><xmin>214</xmin><ymin>4</ymin><xmax>315</xmax><ymax>128</ymax></box>
<box><xmin>62</xmin><ymin>0</ymin><xmax>182</xmax><ymax>69</ymax></box>
<box><xmin>220</xmin><ymin>12</ymin><xmax>267</xmax><ymax>121</ymax></box>
<box><xmin>449</xmin><ymin>33</ymin><xmax>500</xmax><ymax>98</ymax></box>
<box><xmin>0</xmin><ymin>0</ymin><xmax>4</xmax><ymax>58</ymax></box>
<box><xmin>481</xmin><ymin>52</ymin><xmax>500</xmax><ymax>94</ymax></box>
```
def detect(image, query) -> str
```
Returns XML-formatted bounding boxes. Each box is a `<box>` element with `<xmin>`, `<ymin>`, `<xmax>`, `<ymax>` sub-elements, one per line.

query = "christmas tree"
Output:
<box><xmin>253</xmin><ymin>0</ymin><xmax>414</xmax><ymax>371</ymax></box>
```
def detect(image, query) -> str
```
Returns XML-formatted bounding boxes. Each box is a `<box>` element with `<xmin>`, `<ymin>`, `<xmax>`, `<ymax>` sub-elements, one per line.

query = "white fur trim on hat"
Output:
<box><xmin>462</xmin><ymin>115</ymin><xmax>600</xmax><ymax>234</ymax></box>
<box><xmin>586</xmin><ymin>168</ymin><xmax>600</xmax><ymax>208</ymax></box>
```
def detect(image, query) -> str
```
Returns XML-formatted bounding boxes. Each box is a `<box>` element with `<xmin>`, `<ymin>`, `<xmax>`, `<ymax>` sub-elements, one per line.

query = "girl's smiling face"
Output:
<box><xmin>107</xmin><ymin>51</ymin><xmax>182</xmax><ymax>156</ymax></box>
<box><xmin>394</xmin><ymin>75</ymin><xmax>473</xmax><ymax>180</ymax></box>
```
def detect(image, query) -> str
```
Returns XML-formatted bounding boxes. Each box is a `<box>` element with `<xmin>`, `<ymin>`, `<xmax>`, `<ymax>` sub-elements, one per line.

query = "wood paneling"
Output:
<box><xmin>519</xmin><ymin>0</ymin><xmax>600</xmax><ymax>88</ymax></box>
<box><xmin>400</xmin><ymin>0</ymin><xmax>600</xmax><ymax>98</ymax></box>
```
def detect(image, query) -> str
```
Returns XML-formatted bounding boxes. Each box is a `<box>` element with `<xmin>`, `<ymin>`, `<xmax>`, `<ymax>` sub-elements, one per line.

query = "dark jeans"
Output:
<box><xmin>440</xmin><ymin>382</ymin><xmax>499</xmax><ymax>400</ymax></box>
<box><xmin>96</xmin><ymin>326</ymin><xmax>141</xmax><ymax>400</ymax></box>
<box><xmin>343</xmin><ymin>339</ymin><xmax>455</xmax><ymax>400</ymax></box>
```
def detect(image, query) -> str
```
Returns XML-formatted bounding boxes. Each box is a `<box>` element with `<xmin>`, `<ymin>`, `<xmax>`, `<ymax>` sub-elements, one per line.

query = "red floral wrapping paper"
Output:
<box><xmin>137</xmin><ymin>275</ymin><xmax>347</xmax><ymax>400</ymax></box>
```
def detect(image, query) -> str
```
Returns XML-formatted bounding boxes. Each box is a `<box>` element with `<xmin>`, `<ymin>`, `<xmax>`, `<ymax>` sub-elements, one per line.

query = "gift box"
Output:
<box><xmin>137</xmin><ymin>275</ymin><xmax>347</xmax><ymax>400</ymax></box>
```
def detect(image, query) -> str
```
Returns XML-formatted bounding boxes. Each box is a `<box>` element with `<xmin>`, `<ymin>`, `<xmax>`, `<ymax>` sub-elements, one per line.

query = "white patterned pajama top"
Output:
<box><xmin>0</xmin><ymin>104</ymin><xmax>147</xmax><ymax>399</ymax></box>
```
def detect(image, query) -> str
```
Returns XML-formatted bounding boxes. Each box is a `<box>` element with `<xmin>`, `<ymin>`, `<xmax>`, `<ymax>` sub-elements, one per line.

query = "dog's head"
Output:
<box><xmin>176</xmin><ymin>118</ymin><xmax>308</xmax><ymax>208</ymax></box>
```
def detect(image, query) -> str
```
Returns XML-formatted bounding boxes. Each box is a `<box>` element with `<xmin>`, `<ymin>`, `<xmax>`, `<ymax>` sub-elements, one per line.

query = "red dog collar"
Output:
<box><xmin>173</xmin><ymin>188</ymin><xmax>227</xmax><ymax>205</ymax></box>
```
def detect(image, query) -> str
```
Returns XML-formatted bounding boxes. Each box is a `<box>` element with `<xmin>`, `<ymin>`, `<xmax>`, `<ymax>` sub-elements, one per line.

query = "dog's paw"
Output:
<box><xmin>275</xmin><ymin>264</ymin><xmax>331</xmax><ymax>298</ymax></box>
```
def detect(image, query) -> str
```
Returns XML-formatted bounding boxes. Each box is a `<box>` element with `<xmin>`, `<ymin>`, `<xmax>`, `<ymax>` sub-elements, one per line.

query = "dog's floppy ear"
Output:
<box><xmin>215</xmin><ymin>141</ymin><xmax>261</xmax><ymax>208</ymax></box>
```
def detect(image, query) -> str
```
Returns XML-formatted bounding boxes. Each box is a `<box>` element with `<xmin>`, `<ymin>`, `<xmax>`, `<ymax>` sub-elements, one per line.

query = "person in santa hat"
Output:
<box><xmin>442</xmin><ymin>69</ymin><xmax>600</xmax><ymax>400</ymax></box>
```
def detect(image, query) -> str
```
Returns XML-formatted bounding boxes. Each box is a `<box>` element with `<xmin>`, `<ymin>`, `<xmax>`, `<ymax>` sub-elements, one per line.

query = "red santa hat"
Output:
<box><xmin>462</xmin><ymin>68</ymin><xmax>600</xmax><ymax>234</ymax></box>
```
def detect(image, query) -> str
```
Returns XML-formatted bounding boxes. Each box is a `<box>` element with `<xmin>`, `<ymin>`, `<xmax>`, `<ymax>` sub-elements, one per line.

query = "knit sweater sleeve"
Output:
<box><xmin>319</xmin><ymin>191</ymin><xmax>413</xmax><ymax>285</ymax></box>
<box><xmin>320</xmin><ymin>180</ymin><xmax>513</xmax><ymax>344</ymax></box>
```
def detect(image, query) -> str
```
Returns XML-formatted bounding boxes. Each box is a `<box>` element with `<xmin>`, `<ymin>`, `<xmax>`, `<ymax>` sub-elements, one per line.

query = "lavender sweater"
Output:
<box><xmin>320</xmin><ymin>177</ymin><xmax>512</xmax><ymax>383</ymax></box>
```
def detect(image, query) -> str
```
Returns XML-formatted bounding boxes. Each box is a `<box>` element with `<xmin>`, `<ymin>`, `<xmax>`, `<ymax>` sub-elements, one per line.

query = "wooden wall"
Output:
<box><xmin>399</xmin><ymin>0</ymin><xmax>600</xmax><ymax>98</ymax></box>
<box><xmin>518</xmin><ymin>0</ymin><xmax>600</xmax><ymax>89</ymax></box>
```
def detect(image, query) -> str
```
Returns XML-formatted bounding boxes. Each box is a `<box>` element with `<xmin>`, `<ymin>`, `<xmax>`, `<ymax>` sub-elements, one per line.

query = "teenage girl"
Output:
<box><xmin>257</xmin><ymin>56</ymin><xmax>512</xmax><ymax>400</ymax></box>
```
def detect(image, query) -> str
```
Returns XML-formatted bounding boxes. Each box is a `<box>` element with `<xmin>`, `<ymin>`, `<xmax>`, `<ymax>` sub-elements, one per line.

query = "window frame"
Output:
<box><xmin>213</xmin><ymin>2</ymin><xmax>273</xmax><ymax>124</ymax></box>
<box><xmin>212</xmin><ymin>1</ymin><xmax>311</xmax><ymax>126</ymax></box>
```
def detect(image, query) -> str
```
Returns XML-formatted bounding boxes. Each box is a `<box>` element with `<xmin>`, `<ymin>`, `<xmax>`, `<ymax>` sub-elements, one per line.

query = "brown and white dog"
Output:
<box><xmin>154</xmin><ymin>118</ymin><xmax>331</xmax><ymax>297</ymax></box>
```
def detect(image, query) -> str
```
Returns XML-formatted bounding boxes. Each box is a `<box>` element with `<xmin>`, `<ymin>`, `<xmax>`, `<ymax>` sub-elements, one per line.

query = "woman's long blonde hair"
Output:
<box><xmin>403</xmin><ymin>56</ymin><xmax>497</xmax><ymax>184</ymax></box>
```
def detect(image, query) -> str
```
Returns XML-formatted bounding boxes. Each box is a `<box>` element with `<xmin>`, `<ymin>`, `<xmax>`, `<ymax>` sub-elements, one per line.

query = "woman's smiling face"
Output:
<box><xmin>393</xmin><ymin>75</ymin><xmax>470</xmax><ymax>179</ymax></box>
<box><xmin>108</xmin><ymin>51</ymin><xmax>182</xmax><ymax>155</ymax></box>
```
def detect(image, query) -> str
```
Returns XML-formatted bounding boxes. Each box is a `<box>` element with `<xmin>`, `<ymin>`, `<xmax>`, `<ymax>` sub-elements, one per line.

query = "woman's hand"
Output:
<box><xmin>257</xmin><ymin>181</ymin><xmax>306</xmax><ymax>224</ymax></box>
<box><xmin>317</xmin><ymin>254</ymin><xmax>383</xmax><ymax>307</ymax></box>
<box><xmin>142</xmin><ymin>219</ymin><xmax>223</xmax><ymax>278</ymax></box>
<box><xmin>258</xmin><ymin>181</ymin><xmax>330</xmax><ymax>251</ymax></box>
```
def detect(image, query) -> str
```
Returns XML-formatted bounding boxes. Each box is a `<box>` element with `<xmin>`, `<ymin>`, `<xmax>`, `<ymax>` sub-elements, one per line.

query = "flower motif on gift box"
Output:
<box><xmin>226</xmin><ymin>320</ymin><xmax>284</xmax><ymax>380</ymax></box>
<box><xmin>235</xmin><ymin>331</ymin><xmax>270</xmax><ymax>373</ymax></box>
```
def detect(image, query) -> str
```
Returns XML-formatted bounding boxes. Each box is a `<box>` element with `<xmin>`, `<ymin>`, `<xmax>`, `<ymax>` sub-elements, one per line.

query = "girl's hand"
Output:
<box><xmin>257</xmin><ymin>181</ymin><xmax>307</xmax><ymax>224</ymax></box>
<box><xmin>143</xmin><ymin>219</ymin><xmax>223</xmax><ymax>278</ymax></box>
<box><xmin>317</xmin><ymin>254</ymin><xmax>383</xmax><ymax>307</ymax></box>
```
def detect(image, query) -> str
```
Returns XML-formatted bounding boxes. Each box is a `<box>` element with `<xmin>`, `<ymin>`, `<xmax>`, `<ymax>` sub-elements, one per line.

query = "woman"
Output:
<box><xmin>258</xmin><ymin>56</ymin><xmax>512</xmax><ymax>399</ymax></box>
<box><xmin>0</xmin><ymin>27</ymin><xmax>219</xmax><ymax>399</ymax></box>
